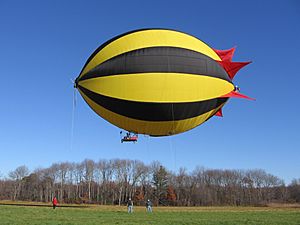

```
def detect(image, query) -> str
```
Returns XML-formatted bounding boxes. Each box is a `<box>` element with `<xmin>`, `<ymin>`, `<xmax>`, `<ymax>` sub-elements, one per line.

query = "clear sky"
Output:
<box><xmin>1</xmin><ymin>0</ymin><xmax>299</xmax><ymax>183</ymax></box>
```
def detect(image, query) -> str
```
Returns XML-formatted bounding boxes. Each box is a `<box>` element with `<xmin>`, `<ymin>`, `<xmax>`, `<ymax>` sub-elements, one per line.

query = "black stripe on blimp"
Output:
<box><xmin>79</xmin><ymin>47</ymin><xmax>231</xmax><ymax>82</ymax></box>
<box><xmin>79</xmin><ymin>85</ymin><xmax>228</xmax><ymax>121</ymax></box>
<box><xmin>78</xmin><ymin>28</ymin><xmax>207</xmax><ymax>77</ymax></box>
<box><xmin>79</xmin><ymin>28</ymin><xmax>166</xmax><ymax>76</ymax></box>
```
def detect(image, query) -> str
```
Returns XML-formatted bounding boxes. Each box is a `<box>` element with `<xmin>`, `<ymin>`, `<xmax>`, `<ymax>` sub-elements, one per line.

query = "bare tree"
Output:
<box><xmin>8</xmin><ymin>165</ymin><xmax>29</xmax><ymax>200</ymax></box>
<box><xmin>112</xmin><ymin>159</ymin><xmax>127</xmax><ymax>206</ymax></box>
<box><xmin>0</xmin><ymin>160</ymin><xmax>297</xmax><ymax>206</ymax></box>
<box><xmin>83</xmin><ymin>159</ymin><xmax>95</xmax><ymax>201</ymax></box>
<box><xmin>57</xmin><ymin>162</ymin><xmax>70</xmax><ymax>202</ymax></box>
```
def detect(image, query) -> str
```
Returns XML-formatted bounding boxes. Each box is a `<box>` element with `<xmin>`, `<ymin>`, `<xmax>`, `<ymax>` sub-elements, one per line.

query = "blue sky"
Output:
<box><xmin>1</xmin><ymin>0</ymin><xmax>299</xmax><ymax>183</ymax></box>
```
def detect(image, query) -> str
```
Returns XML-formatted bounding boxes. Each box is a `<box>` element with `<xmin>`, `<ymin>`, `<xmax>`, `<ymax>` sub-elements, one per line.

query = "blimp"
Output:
<box><xmin>75</xmin><ymin>28</ymin><xmax>253</xmax><ymax>140</ymax></box>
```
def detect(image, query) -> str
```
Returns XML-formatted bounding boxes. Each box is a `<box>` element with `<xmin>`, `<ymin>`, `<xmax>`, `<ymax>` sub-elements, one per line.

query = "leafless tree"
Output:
<box><xmin>0</xmin><ymin>160</ymin><xmax>297</xmax><ymax>206</ymax></box>
<box><xmin>8</xmin><ymin>165</ymin><xmax>29</xmax><ymax>200</ymax></box>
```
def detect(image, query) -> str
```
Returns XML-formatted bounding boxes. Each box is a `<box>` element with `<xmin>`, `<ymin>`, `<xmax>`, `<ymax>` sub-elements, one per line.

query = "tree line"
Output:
<box><xmin>0</xmin><ymin>159</ymin><xmax>299</xmax><ymax>206</ymax></box>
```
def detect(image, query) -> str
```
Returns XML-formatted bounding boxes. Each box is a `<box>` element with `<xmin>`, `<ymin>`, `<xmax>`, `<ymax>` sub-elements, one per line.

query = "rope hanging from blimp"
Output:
<box><xmin>170</xmin><ymin>103</ymin><xmax>177</xmax><ymax>173</ymax></box>
<box><xmin>70</xmin><ymin>79</ymin><xmax>77</xmax><ymax>152</ymax></box>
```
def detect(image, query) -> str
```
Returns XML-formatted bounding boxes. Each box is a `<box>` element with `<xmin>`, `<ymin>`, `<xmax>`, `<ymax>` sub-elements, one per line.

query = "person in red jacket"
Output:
<box><xmin>52</xmin><ymin>196</ymin><xmax>58</xmax><ymax>209</ymax></box>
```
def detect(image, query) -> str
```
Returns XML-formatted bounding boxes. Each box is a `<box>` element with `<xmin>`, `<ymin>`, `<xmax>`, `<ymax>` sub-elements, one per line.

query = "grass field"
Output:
<box><xmin>0</xmin><ymin>202</ymin><xmax>299</xmax><ymax>225</ymax></box>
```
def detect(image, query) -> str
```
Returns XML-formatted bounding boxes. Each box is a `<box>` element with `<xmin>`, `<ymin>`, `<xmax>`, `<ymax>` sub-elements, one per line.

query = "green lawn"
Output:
<box><xmin>0</xmin><ymin>204</ymin><xmax>299</xmax><ymax>225</ymax></box>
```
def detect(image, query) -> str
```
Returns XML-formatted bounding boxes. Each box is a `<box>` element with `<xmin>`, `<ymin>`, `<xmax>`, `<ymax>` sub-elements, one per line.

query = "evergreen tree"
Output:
<box><xmin>153</xmin><ymin>166</ymin><xmax>168</xmax><ymax>205</ymax></box>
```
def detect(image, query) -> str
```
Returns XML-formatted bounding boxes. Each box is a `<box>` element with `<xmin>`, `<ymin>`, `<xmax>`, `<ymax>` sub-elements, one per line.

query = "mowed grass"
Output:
<box><xmin>0</xmin><ymin>203</ymin><xmax>300</xmax><ymax>225</ymax></box>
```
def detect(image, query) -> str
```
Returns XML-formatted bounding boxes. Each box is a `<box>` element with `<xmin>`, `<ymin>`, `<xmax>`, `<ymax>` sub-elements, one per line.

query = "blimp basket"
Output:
<box><xmin>120</xmin><ymin>131</ymin><xmax>138</xmax><ymax>143</ymax></box>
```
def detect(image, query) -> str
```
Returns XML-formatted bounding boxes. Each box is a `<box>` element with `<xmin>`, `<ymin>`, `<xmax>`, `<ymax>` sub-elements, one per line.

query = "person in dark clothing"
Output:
<box><xmin>127</xmin><ymin>198</ymin><xmax>133</xmax><ymax>213</ymax></box>
<box><xmin>146</xmin><ymin>199</ymin><xmax>152</xmax><ymax>212</ymax></box>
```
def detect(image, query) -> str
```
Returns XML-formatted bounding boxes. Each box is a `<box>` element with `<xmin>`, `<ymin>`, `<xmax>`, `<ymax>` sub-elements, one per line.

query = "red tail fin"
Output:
<box><xmin>215</xmin><ymin>108</ymin><xmax>223</xmax><ymax>117</ymax></box>
<box><xmin>222</xmin><ymin>91</ymin><xmax>255</xmax><ymax>100</ymax></box>
<box><xmin>213</xmin><ymin>47</ymin><xmax>235</xmax><ymax>61</ymax></box>
<box><xmin>217</xmin><ymin>61</ymin><xmax>251</xmax><ymax>80</ymax></box>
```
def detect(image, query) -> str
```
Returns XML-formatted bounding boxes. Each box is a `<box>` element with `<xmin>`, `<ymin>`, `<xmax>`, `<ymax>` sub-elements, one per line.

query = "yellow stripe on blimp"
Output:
<box><xmin>79</xmin><ymin>89</ymin><xmax>225</xmax><ymax>136</ymax></box>
<box><xmin>78</xmin><ymin>73</ymin><xmax>234</xmax><ymax>103</ymax></box>
<box><xmin>80</xmin><ymin>29</ymin><xmax>221</xmax><ymax>77</ymax></box>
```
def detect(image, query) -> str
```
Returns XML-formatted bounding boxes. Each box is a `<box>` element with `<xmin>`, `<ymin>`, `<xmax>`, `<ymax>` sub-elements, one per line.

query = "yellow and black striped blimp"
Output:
<box><xmin>75</xmin><ymin>28</ymin><xmax>252</xmax><ymax>136</ymax></box>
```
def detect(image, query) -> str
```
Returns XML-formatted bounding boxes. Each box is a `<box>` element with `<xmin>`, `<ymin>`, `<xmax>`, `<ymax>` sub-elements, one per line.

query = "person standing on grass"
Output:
<box><xmin>146</xmin><ymin>199</ymin><xmax>153</xmax><ymax>213</ymax></box>
<box><xmin>127</xmin><ymin>198</ymin><xmax>133</xmax><ymax>213</ymax></box>
<box><xmin>52</xmin><ymin>196</ymin><xmax>58</xmax><ymax>209</ymax></box>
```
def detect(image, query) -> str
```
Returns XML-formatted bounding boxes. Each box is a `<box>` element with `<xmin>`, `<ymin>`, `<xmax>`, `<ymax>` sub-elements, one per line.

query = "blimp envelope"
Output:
<box><xmin>75</xmin><ymin>29</ymin><xmax>252</xmax><ymax>136</ymax></box>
